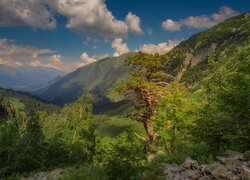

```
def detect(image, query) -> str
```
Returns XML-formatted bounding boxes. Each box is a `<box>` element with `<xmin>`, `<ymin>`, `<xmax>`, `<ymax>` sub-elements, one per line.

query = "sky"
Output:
<box><xmin>0</xmin><ymin>0</ymin><xmax>249</xmax><ymax>72</ymax></box>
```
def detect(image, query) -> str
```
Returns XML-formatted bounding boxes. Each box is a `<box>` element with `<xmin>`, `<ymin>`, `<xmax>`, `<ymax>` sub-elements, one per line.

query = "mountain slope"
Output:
<box><xmin>37</xmin><ymin>12</ymin><xmax>249</xmax><ymax>110</ymax></box>
<box><xmin>0</xmin><ymin>87</ymin><xmax>59</xmax><ymax>114</ymax></box>
<box><xmin>0</xmin><ymin>65</ymin><xmax>65</xmax><ymax>91</ymax></box>
<box><xmin>164</xmin><ymin>12</ymin><xmax>249</xmax><ymax>86</ymax></box>
<box><xmin>37</xmin><ymin>53</ymin><xmax>134</xmax><ymax>106</ymax></box>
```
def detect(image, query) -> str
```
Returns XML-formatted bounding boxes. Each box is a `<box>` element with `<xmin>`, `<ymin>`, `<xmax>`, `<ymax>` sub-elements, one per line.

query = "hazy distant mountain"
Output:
<box><xmin>0</xmin><ymin>65</ymin><xmax>65</xmax><ymax>92</ymax></box>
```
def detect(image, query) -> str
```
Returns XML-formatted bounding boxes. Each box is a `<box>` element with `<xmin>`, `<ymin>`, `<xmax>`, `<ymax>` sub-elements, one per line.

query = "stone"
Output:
<box><xmin>242</xmin><ymin>165</ymin><xmax>250</xmax><ymax>180</ymax></box>
<box><xmin>211</xmin><ymin>164</ymin><xmax>234</xmax><ymax>179</ymax></box>
<box><xmin>182</xmin><ymin>169</ymin><xmax>201</xmax><ymax>180</ymax></box>
<box><xmin>224</xmin><ymin>158</ymin><xmax>242</xmax><ymax>171</ymax></box>
<box><xmin>161</xmin><ymin>163</ymin><xmax>181</xmax><ymax>173</ymax></box>
<box><xmin>243</xmin><ymin>151</ymin><xmax>250</xmax><ymax>162</ymax></box>
<box><xmin>232</xmin><ymin>175</ymin><xmax>241</xmax><ymax>180</ymax></box>
<box><xmin>216</xmin><ymin>156</ymin><xmax>227</xmax><ymax>164</ymax></box>
<box><xmin>203</xmin><ymin>162</ymin><xmax>220</xmax><ymax>175</ymax></box>
<box><xmin>182</xmin><ymin>157</ymin><xmax>200</xmax><ymax>170</ymax></box>
<box><xmin>225</xmin><ymin>150</ymin><xmax>243</xmax><ymax>160</ymax></box>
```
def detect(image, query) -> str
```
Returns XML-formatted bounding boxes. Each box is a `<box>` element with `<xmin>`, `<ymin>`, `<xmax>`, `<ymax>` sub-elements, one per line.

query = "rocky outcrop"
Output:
<box><xmin>20</xmin><ymin>168</ymin><xmax>69</xmax><ymax>180</ymax></box>
<box><xmin>160</xmin><ymin>150</ymin><xmax>250</xmax><ymax>180</ymax></box>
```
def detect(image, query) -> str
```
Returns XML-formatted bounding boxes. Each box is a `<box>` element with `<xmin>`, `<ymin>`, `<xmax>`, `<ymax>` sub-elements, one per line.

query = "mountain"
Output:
<box><xmin>0</xmin><ymin>65</ymin><xmax>65</xmax><ymax>92</ymax></box>
<box><xmin>164</xmin><ymin>12</ymin><xmax>249</xmax><ymax>86</ymax></box>
<box><xmin>37</xmin><ymin>12</ymin><xmax>249</xmax><ymax>110</ymax></box>
<box><xmin>0</xmin><ymin>87</ymin><xmax>59</xmax><ymax>114</ymax></box>
<box><xmin>37</xmin><ymin>52</ymin><xmax>134</xmax><ymax>107</ymax></box>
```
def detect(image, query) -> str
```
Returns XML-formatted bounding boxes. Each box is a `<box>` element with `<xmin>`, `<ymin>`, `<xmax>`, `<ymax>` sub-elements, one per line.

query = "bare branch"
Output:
<box><xmin>133</xmin><ymin>132</ymin><xmax>147</xmax><ymax>141</ymax></box>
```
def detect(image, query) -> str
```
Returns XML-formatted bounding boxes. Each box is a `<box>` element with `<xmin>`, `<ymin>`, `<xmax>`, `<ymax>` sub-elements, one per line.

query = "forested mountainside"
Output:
<box><xmin>0</xmin><ymin>12</ymin><xmax>249</xmax><ymax>180</ymax></box>
<box><xmin>0</xmin><ymin>87</ymin><xmax>59</xmax><ymax>116</ymax></box>
<box><xmin>164</xmin><ymin>12</ymin><xmax>249</xmax><ymax>85</ymax></box>
<box><xmin>37</xmin><ymin>12</ymin><xmax>249</xmax><ymax>109</ymax></box>
<box><xmin>37</xmin><ymin>52</ymin><xmax>134</xmax><ymax>106</ymax></box>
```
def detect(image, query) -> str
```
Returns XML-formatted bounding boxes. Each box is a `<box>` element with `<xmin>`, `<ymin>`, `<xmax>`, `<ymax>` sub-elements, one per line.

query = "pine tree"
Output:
<box><xmin>116</xmin><ymin>52</ymin><xmax>174</xmax><ymax>150</ymax></box>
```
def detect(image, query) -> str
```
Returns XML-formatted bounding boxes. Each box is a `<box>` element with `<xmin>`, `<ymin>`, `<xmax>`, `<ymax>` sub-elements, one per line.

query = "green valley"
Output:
<box><xmin>0</xmin><ymin>10</ymin><xmax>249</xmax><ymax>180</ymax></box>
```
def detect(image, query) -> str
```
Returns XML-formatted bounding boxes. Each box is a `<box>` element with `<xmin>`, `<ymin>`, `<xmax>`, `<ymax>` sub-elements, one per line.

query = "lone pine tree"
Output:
<box><xmin>116</xmin><ymin>52</ymin><xmax>175</xmax><ymax>150</ymax></box>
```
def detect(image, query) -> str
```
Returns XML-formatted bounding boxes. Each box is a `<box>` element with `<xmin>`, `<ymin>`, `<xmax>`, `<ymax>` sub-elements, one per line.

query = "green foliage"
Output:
<box><xmin>42</xmin><ymin>93</ymin><xmax>98</xmax><ymax>164</ymax></box>
<box><xmin>0</xmin><ymin>94</ymin><xmax>98</xmax><ymax>177</ymax></box>
<box><xmin>0</xmin><ymin>87</ymin><xmax>59</xmax><ymax>114</ymax></box>
<box><xmin>194</xmin><ymin>48</ymin><xmax>250</xmax><ymax>152</ymax></box>
<box><xmin>116</xmin><ymin>51</ymin><xmax>172</xmax><ymax>149</ymax></box>
<box><xmin>165</xmin><ymin>12</ymin><xmax>249</xmax><ymax>85</ymax></box>
<box><xmin>152</xmin><ymin>82</ymin><xmax>197</xmax><ymax>153</ymax></box>
<box><xmin>38</xmin><ymin>52</ymin><xmax>134</xmax><ymax>108</ymax></box>
<box><xmin>96</xmin><ymin>129</ymin><xmax>147</xmax><ymax>179</ymax></box>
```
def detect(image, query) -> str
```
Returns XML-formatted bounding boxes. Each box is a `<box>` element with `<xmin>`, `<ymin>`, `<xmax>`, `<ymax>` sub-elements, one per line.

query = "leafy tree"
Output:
<box><xmin>152</xmin><ymin>82</ymin><xmax>196</xmax><ymax>153</ymax></box>
<box><xmin>15</xmin><ymin>110</ymin><xmax>46</xmax><ymax>172</ymax></box>
<box><xmin>42</xmin><ymin>93</ymin><xmax>98</xmax><ymax>163</ymax></box>
<box><xmin>116</xmin><ymin>52</ymin><xmax>174</xmax><ymax>150</ymax></box>
<box><xmin>98</xmin><ymin>129</ymin><xmax>146</xmax><ymax>179</ymax></box>
<box><xmin>195</xmin><ymin>49</ymin><xmax>250</xmax><ymax>151</ymax></box>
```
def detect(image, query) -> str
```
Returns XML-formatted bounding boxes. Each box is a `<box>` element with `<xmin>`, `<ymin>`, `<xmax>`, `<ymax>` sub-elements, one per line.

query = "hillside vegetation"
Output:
<box><xmin>164</xmin><ymin>12</ymin><xmax>249</xmax><ymax>86</ymax></box>
<box><xmin>37</xmin><ymin>12</ymin><xmax>249</xmax><ymax>109</ymax></box>
<box><xmin>37</xmin><ymin>52</ymin><xmax>134</xmax><ymax>107</ymax></box>
<box><xmin>0</xmin><ymin>87</ymin><xmax>59</xmax><ymax>115</ymax></box>
<box><xmin>0</xmin><ymin>12</ymin><xmax>249</xmax><ymax>179</ymax></box>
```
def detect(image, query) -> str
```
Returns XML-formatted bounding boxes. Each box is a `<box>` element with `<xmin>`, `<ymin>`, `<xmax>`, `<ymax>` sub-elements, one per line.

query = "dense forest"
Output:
<box><xmin>0</xmin><ymin>12</ymin><xmax>249</xmax><ymax>180</ymax></box>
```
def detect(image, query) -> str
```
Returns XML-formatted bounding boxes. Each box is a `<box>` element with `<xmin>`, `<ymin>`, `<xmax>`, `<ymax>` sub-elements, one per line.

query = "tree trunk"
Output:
<box><xmin>144</xmin><ymin>120</ymin><xmax>154</xmax><ymax>150</ymax></box>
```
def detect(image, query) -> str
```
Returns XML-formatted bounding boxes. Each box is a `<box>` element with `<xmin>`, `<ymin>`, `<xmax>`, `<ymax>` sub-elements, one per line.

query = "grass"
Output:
<box><xmin>96</xmin><ymin>114</ymin><xmax>145</xmax><ymax>138</ymax></box>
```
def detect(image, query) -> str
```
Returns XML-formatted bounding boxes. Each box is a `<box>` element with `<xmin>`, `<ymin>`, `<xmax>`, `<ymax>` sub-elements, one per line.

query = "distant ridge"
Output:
<box><xmin>37</xmin><ymin>52</ymin><xmax>134</xmax><ymax>106</ymax></box>
<box><xmin>0</xmin><ymin>65</ymin><xmax>65</xmax><ymax>92</ymax></box>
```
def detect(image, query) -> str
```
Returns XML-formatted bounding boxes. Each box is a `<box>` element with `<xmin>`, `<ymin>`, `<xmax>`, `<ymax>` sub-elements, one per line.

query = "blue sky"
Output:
<box><xmin>0</xmin><ymin>0</ymin><xmax>249</xmax><ymax>72</ymax></box>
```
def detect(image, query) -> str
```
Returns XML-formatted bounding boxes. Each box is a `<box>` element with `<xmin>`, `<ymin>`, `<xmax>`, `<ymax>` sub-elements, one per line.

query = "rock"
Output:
<box><xmin>224</xmin><ymin>158</ymin><xmax>242</xmax><ymax>171</ymax></box>
<box><xmin>21</xmin><ymin>169</ymin><xmax>64</xmax><ymax>180</ymax></box>
<box><xmin>243</xmin><ymin>151</ymin><xmax>250</xmax><ymax>162</ymax></box>
<box><xmin>182</xmin><ymin>169</ymin><xmax>201</xmax><ymax>180</ymax></box>
<box><xmin>182</xmin><ymin>157</ymin><xmax>200</xmax><ymax>170</ymax></box>
<box><xmin>203</xmin><ymin>162</ymin><xmax>220</xmax><ymax>175</ymax></box>
<box><xmin>211</xmin><ymin>164</ymin><xmax>234</xmax><ymax>179</ymax></box>
<box><xmin>160</xmin><ymin>163</ymin><xmax>181</xmax><ymax>172</ymax></box>
<box><xmin>243</xmin><ymin>161</ymin><xmax>250</xmax><ymax>167</ymax></box>
<box><xmin>225</xmin><ymin>150</ymin><xmax>243</xmax><ymax>160</ymax></box>
<box><xmin>232</xmin><ymin>175</ymin><xmax>241</xmax><ymax>180</ymax></box>
<box><xmin>198</xmin><ymin>176</ymin><xmax>211</xmax><ymax>180</ymax></box>
<box><xmin>242</xmin><ymin>165</ymin><xmax>250</xmax><ymax>180</ymax></box>
<box><xmin>216</xmin><ymin>156</ymin><xmax>227</xmax><ymax>164</ymax></box>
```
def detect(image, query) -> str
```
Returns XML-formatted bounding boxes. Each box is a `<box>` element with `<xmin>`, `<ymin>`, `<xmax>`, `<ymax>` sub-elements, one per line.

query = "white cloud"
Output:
<box><xmin>162</xmin><ymin>6</ymin><xmax>239</xmax><ymax>31</ymax></box>
<box><xmin>125</xmin><ymin>12</ymin><xmax>143</xmax><ymax>34</ymax></box>
<box><xmin>80</xmin><ymin>52</ymin><xmax>108</xmax><ymax>65</ymax></box>
<box><xmin>162</xmin><ymin>19</ymin><xmax>181</xmax><ymax>31</ymax></box>
<box><xmin>0</xmin><ymin>0</ymin><xmax>56</xmax><ymax>29</ymax></box>
<box><xmin>47</xmin><ymin>0</ymin><xmax>143</xmax><ymax>38</ymax></box>
<box><xmin>112</xmin><ymin>38</ymin><xmax>129</xmax><ymax>57</ymax></box>
<box><xmin>80</xmin><ymin>52</ymin><xmax>96</xmax><ymax>64</ymax></box>
<box><xmin>0</xmin><ymin>0</ymin><xmax>143</xmax><ymax>38</ymax></box>
<box><xmin>0</xmin><ymin>38</ymin><xmax>86</xmax><ymax>72</ymax></box>
<box><xmin>140</xmin><ymin>40</ymin><xmax>181</xmax><ymax>55</ymax></box>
